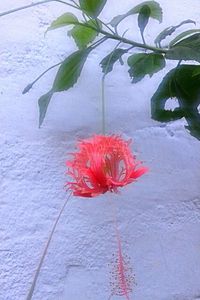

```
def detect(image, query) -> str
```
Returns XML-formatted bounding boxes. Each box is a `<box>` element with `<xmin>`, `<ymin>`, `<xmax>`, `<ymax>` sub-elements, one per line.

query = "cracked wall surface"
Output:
<box><xmin>0</xmin><ymin>1</ymin><xmax>200</xmax><ymax>300</ymax></box>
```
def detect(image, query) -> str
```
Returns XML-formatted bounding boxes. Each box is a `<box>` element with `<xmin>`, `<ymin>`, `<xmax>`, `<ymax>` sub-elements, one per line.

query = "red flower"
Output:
<box><xmin>66</xmin><ymin>135</ymin><xmax>148</xmax><ymax>197</ymax></box>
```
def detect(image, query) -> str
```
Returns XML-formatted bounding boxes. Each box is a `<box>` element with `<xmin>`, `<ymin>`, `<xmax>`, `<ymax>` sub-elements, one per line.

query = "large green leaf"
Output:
<box><xmin>79</xmin><ymin>0</ymin><xmax>107</xmax><ymax>17</ymax></box>
<box><xmin>38</xmin><ymin>91</ymin><xmax>53</xmax><ymax>127</ymax></box>
<box><xmin>166</xmin><ymin>33</ymin><xmax>200</xmax><ymax>62</ymax></box>
<box><xmin>155</xmin><ymin>19</ymin><xmax>196</xmax><ymax>47</ymax></box>
<box><xmin>53</xmin><ymin>48</ymin><xmax>91</xmax><ymax>92</ymax></box>
<box><xmin>151</xmin><ymin>65</ymin><xmax>200</xmax><ymax>140</ymax></box>
<box><xmin>100</xmin><ymin>48</ymin><xmax>127</xmax><ymax>75</ymax></box>
<box><xmin>110</xmin><ymin>1</ymin><xmax>162</xmax><ymax>28</ymax></box>
<box><xmin>127</xmin><ymin>53</ymin><xmax>165</xmax><ymax>83</ymax></box>
<box><xmin>169</xmin><ymin>29</ymin><xmax>200</xmax><ymax>47</ymax></box>
<box><xmin>46</xmin><ymin>13</ymin><xmax>78</xmax><ymax>32</ymax></box>
<box><xmin>69</xmin><ymin>20</ymin><xmax>100</xmax><ymax>49</ymax></box>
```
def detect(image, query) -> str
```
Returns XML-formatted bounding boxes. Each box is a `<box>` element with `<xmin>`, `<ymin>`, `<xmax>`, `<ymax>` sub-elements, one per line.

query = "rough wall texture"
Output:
<box><xmin>0</xmin><ymin>1</ymin><xmax>200</xmax><ymax>300</ymax></box>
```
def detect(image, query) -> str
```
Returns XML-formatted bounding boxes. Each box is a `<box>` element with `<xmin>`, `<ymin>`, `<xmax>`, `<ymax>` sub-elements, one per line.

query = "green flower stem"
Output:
<box><xmin>101</xmin><ymin>75</ymin><xmax>106</xmax><ymax>135</ymax></box>
<box><xmin>101</xmin><ymin>39</ymin><xmax>123</xmax><ymax>135</ymax></box>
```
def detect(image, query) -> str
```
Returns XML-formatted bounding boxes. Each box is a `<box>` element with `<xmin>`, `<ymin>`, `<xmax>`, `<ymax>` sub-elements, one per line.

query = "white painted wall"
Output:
<box><xmin>1</xmin><ymin>1</ymin><xmax>200</xmax><ymax>299</ymax></box>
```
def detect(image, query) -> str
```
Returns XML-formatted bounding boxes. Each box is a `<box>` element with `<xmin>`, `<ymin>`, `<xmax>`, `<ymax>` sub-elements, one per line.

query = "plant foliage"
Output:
<box><xmin>128</xmin><ymin>53</ymin><xmax>165</xmax><ymax>83</ymax></box>
<box><xmin>1</xmin><ymin>0</ymin><xmax>200</xmax><ymax>139</ymax></box>
<box><xmin>151</xmin><ymin>65</ymin><xmax>200</xmax><ymax>140</ymax></box>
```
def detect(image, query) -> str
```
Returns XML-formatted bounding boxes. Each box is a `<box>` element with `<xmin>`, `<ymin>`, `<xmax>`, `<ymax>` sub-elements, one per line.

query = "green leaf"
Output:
<box><xmin>151</xmin><ymin>65</ymin><xmax>200</xmax><ymax>140</ymax></box>
<box><xmin>166</xmin><ymin>33</ymin><xmax>200</xmax><ymax>62</ymax></box>
<box><xmin>100</xmin><ymin>48</ymin><xmax>127</xmax><ymax>75</ymax></box>
<box><xmin>79</xmin><ymin>0</ymin><xmax>107</xmax><ymax>17</ymax></box>
<box><xmin>46</xmin><ymin>13</ymin><xmax>78</xmax><ymax>32</ymax></box>
<box><xmin>109</xmin><ymin>14</ymin><xmax>127</xmax><ymax>28</ymax></box>
<box><xmin>192</xmin><ymin>68</ymin><xmax>200</xmax><ymax>77</ymax></box>
<box><xmin>155</xmin><ymin>19</ymin><xmax>196</xmax><ymax>47</ymax></box>
<box><xmin>38</xmin><ymin>91</ymin><xmax>53</xmax><ymax>127</ymax></box>
<box><xmin>169</xmin><ymin>29</ymin><xmax>200</xmax><ymax>47</ymax></box>
<box><xmin>127</xmin><ymin>53</ymin><xmax>165</xmax><ymax>83</ymax></box>
<box><xmin>138</xmin><ymin>5</ymin><xmax>151</xmax><ymax>39</ymax></box>
<box><xmin>131</xmin><ymin>1</ymin><xmax>162</xmax><ymax>22</ymax></box>
<box><xmin>53</xmin><ymin>48</ymin><xmax>91</xmax><ymax>92</ymax></box>
<box><xmin>69</xmin><ymin>20</ymin><xmax>100</xmax><ymax>49</ymax></box>
<box><xmin>110</xmin><ymin>1</ymin><xmax>162</xmax><ymax>28</ymax></box>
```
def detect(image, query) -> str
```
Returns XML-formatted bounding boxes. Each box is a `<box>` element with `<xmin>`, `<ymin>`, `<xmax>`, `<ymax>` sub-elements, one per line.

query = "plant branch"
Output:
<box><xmin>70</xmin><ymin>20</ymin><xmax>168</xmax><ymax>53</ymax></box>
<box><xmin>67</xmin><ymin>21</ymin><xmax>168</xmax><ymax>54</ymax></box>
<box><xmin>0</xmin><ymin>2</ymin><xmax>167</xmax><ymax>54</ymax></box>
<box><xmin>64</xmin><ymin>18</ymin><xmax>166</xmax><ymax>53</ymax></box>
<box><xmin>103</xmin><ymin>30</ymin><xmax>167</xmax><ymax>53</ymax></box>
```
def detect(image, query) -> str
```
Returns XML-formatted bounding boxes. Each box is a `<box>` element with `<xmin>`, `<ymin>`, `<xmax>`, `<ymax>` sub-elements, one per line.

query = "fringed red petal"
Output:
<box><xmin>66</xmin><ymin>135</ymin><xmax>148</xmax><ymax>197</ymax></box>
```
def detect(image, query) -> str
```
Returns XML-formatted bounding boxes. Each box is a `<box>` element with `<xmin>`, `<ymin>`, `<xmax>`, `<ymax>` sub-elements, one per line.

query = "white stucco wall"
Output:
<box><xmin>1</xmin><ymin>1</ymin><xmax>200</xmax><ymax>299</ymax></box>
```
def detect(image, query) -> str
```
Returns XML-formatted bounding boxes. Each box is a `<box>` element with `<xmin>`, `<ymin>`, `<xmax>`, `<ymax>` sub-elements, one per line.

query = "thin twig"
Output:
<box><xmin>69</xmin><ymin>0</ymin><xmax>79</xmax><ymax>8</ymax></box>
<box><xmin>22</xmin><ymin>61</ymin><xmax>62</xmax><ymax>94</ymax></box>
<box><xmin>101</xmin><ymin>21</ymin><xmax>116</xmax><ymax>34</ymax></box>
<box><xmin>82</xmin><ymin>13</ymin><xmax>88</xmax><ymax>22</ymax></box>
<box><xmin>26</xmin><ymin>192</ymin><xmax>72</xmax><ymax>300</ymax></box>
<box><xmin>0</xmin><ymin>1</ymin><xmax>79</xmax><ymax>18</ymax></box>
<box><xmin>90</xmin><ymin>37</ymin><xmax>108</xmax><ymax>49</ymax></box>
<box><xmin>23</xmin><ymin>37</ymin><xmax>106</xmax><ymax>95</ymax></box>
<box><xmin>56</xmin><ymin>0</ymin><xmax>77</xmax><ymax>7</ymax></box>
